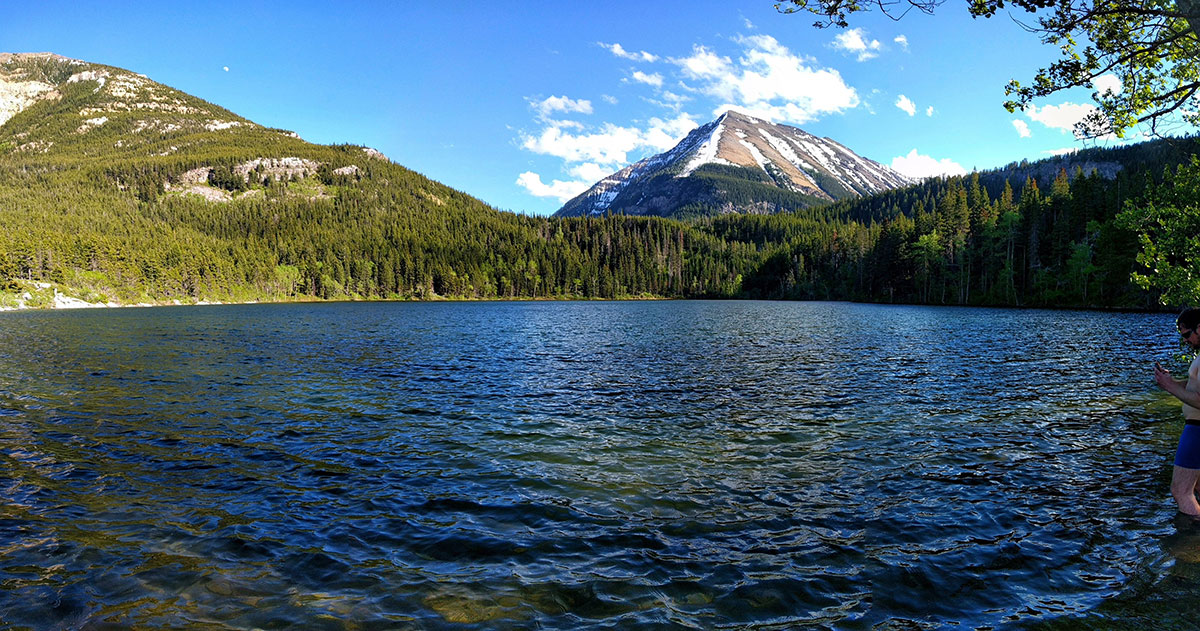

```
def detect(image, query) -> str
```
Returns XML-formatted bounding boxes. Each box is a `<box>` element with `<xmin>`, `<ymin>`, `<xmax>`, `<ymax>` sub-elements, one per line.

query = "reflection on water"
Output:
<box><xmin>0</xmin><ymin>300</ymin><xmax>1191</xmax><ymax>628</ymax></box>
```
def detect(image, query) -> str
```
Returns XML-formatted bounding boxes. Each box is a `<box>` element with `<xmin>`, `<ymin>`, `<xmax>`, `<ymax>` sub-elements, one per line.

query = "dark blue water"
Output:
<box><xmin>0</xmin><ymin>300</ymin><xmax>1193</xmax><ymax>629</ymax></box>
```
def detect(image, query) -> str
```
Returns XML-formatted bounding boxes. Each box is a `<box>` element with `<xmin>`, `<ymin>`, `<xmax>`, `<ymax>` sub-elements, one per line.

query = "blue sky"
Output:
<box><xmin>5</xmin><ymin>1</ymin><xmax>1139</xmax><ymax>215</ymax></box>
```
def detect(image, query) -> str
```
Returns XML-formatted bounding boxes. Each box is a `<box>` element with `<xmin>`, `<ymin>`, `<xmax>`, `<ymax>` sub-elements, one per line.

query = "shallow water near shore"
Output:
<box><xmin>0</xmin><ymin>300</ymin><xmax>1194</xmax><ymax>628</ymax></box>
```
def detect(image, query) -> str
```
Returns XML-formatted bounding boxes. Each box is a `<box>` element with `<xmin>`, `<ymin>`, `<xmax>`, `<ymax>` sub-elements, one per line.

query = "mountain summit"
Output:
<box><xmin>554</xmin><ymin>110</ymin><xmax>912</xmax><ymax>218</ymax></box>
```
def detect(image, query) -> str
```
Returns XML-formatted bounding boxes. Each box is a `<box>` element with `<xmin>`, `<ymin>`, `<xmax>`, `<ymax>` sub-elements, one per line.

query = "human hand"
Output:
<box><xmin>1156</xmin><ymin>362</ymin><xmax>1175</xmax><ymax>390</ymax></box>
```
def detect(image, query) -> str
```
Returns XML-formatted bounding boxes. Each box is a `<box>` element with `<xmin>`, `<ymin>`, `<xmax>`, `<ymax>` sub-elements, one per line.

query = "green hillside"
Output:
<box><xmin>1</xmin><ymin>52</ymin><xmax>1196</xmax><ymax>310</ymax></box>
<box><xmin>0</xmin><ymin>53</ymin><xmax>755</xmax><ymax>306</ymax></box>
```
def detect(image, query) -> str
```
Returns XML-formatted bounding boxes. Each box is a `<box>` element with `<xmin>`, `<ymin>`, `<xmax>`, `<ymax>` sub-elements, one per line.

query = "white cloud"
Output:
<box><xmin>1026</xmin><ymin>102</ymin><xmax>1100</xmax><ymax>132</ymax></box>
<box><xmin>521</xmin><ymin>123</ymin><xmax>643</xmax><ymax>165</ymax></box>
<box><xmin>516</xmin><ymin>172</ymin><xmax>592</xmax><ymax>202</ymax></box>
<box><xmin>660</xmin><ymin>90</ymin><xmax>689</xmax><ymax>105</ymax></box>
<box><xmin>223</xmin><ymin>66</ymin><xmax>230</xmax><ymax>72</ymax></box>
<box><xmin>1024</xmin><ymin>101</ymin><xmax>1121</xmax><ymax>139</ymax></box>
<box><xmin>601</xmin><ymin>94</ymin><xmax>618</xmax><ymax>105</ymax></box>
<box><xmin>520</xmin><ymin>113</ymin><xmax>698</xmax><ymax>169</ymax></box>
<box><xmin>833</xmin><ymin>28</ymin><xmax>882</xmax><ymax>61</ymax></box>
<box><xmin>531</xmin><ymin>95</ymin><xmax>593</xmax><ymax>118</ymax></box>
<box><xmin>544</xmin><ymin>119</ymin><xmax>585</xmax><ymax>130</ymax></box>
<box><xmin>631</xmin><ymin>71</ymin><xmax>664</xmax><ymax>87</ymax></box>
<box><xmin>1093</xmin><ymin>74</ymin><xmax>1122</xmax><ymax>96</ymax></box>
<box><xmin>1045</xmin><ymin>147</ymin><xmax>1078</xmax><ymax>156</ymax></box>
<box><xmin>672</xmin><ymin>34</ymin><xmax>858</xmax><ymax>125</ymax></box>
<box><xmin>641</xmin><ymin>113</ymin><xmax>698</xmax><ymax>151</ymax></box>
<box><xmin>676</xmin><ymin>45</ymin><xmax>736</xmax><ymax>85</ymax></box>
<box><xmin>891</xmin><ymin>149</ymin><xmax>967</xmax><ymax>179</ymax></box>
<box><xmin>1013</xmin><ymin>119</ymin><xmax>1032</xmax><ymax>138</ymax></box>
<box><xmin>925</xmin><ymin>106</ymin><xmax>934</xmax><ymax>117</ymax></box>
<box><xmin>894</xmin><ymin>35</ymin><xmax>909</xmax><ymax>50</ymax></box>
<box><xmin>895</xmin><ymin>94</ymin><xmax>916</xmax><ymax>116</ymax></box>
<box><xmin>600</xmin><ymin>42</ymin><xmax>659</xmax><ymax>63</ymax></box>
<box><xmin>568</xmin><ymin>162</ymin><xmax>613</xmax><ymax>183</ymax></box>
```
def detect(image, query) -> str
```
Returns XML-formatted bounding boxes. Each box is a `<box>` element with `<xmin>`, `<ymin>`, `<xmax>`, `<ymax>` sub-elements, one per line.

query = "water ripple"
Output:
<box><xmin>0</xmin><ymin>301</ymin><xmax>1190</xmax><ymax>628</ymax></box>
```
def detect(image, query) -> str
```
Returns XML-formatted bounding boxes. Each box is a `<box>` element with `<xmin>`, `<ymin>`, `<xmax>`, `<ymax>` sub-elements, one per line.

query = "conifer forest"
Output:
<box><xmin>2</xmin><ymin>131</ymin><xmax>1198</xmax><ymax>310</ymax></box>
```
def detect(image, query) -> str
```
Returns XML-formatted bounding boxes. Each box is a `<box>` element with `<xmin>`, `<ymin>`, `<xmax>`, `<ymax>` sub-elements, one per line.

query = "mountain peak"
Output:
<box><xmin>717</xmin><ymin>109</ymin><xmax>767</xmax><ymax>125</ymax></box>
<box><xmin>0</xmin><ymin>52</ymin><xmax>78</xmax><ymax>65</ymax></box>
<box><xmin>554</xmin><ymin>112</ymin><xmax>911</xmax><ymax>218</ymax></box>
<box><xmin>0</xmin><ymin>52</ymin><xmax>393</xmax><ymax>206</ymax></box>
<box><xmin>0</xmin><ymin>52</ymin><xmax>270</xmax><ymax>151</ymax></box>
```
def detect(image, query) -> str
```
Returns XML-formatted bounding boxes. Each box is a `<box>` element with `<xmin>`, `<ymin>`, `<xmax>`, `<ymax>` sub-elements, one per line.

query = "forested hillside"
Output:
<box><xmin>0</xmin><ymin>53</ymin><xmax>756</xmax><ymax>306</ymax></box>
<box><xmin>1</xmin><ymin>53</ymin><xmax>1196</xmax><ymax>310</ymax></box>
<box><xmin>726</xmin><ymin>137</ymin><xmax>1200</xmax><ymax>309</ymax></box>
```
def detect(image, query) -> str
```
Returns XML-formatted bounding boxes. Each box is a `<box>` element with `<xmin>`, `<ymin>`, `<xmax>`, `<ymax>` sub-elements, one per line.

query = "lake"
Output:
<box><xmin>0</xmin><ymin>300</ymin><xmax>1194</xmax><ymax>629</ymax></box>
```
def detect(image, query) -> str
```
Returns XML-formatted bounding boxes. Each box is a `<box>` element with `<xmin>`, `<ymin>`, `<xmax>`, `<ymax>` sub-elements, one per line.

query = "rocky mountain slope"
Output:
<box><xmin>0</xmin><ymin>52</ymin><xmax>516</xmax><ymax>306</ymax></box>
<box><xmin>555</xmin><ymin>110</ymin><xmax>912</xmax><ymax>218</ymax></box>
<box><xmin>0</xmin><ymin>52</ymin><xmax>393</xmax><ymax>200</ymax></box>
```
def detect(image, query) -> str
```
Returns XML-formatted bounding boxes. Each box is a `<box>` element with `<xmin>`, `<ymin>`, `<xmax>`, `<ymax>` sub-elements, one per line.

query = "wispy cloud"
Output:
<box><xmin>925</xmin><ymin>106</ymin><xmax>933</xmax><ymax>117</ymax></box>
<box><xmin>895</xmin><ymin>94</ymin><xmax>916</xmax><ymax>116</ymax></box>
<box><xmin>599</xmin><ymin>42</ymin><xmax>659</xmax><ymax>63</ymax></box>
<box><xmin>1012</xmin><ymin>119</ymin><xmax>1031</xmax><ymax>138</ymax></box>
<box><xmin>630</xmin><ymin>71</ymin><xmax>663</xmax><ymax>87</ymax></box>
<box><xmin>891</xmin><ymin>149</ymin><xmax>967</xmax><ymax>179</ymax></box>
<box><xmin>832</xmin><ymin>28</ymin><xmax>882</xmax><ymax>61</ymax></box>
<box><xmin>894</xmin><ymin>35</ymin><xmax>909</xmax><ymax>51</ymax></box>
<box><xmin>531</xmin><ymin>95</ymin><xmax>593</xmax><ymax>118</ymax></box>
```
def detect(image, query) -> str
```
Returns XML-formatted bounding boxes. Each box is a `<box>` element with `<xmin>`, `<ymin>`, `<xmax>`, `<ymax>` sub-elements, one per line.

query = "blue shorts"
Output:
<box><xmin>1176</xmin><ymin>423</ymin><xmax>1200</xmax><ymax>469</ymax></box>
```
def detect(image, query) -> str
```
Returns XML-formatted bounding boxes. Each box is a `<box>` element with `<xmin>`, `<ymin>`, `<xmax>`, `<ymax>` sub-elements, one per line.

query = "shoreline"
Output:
<box><xmin>0</xmin><ymin>282</ymin><xmax>233</xmax><ymax>312</ymax></box>
<box><xmin>0</xmin><ymin>285</ymin><xmax>673</xmax><ymax>312</ymax></box>
<box><xmin>0</xmin><ymin>282</ymin><xmax>1174</xmax><ymax>314</ymax></box>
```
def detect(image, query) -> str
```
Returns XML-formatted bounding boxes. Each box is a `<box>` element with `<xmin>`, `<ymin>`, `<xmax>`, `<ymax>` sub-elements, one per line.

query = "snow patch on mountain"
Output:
<box><xmin>679</xmin><ymin>119</ymin><xmax>730</xmax><ymax>177</ymax></box>
<box><xmin>760</xmin><ymin>130</ymin><xmax>814</xmax><ymax>174</ymax></box>
<box><xmin>739</xmin><ymin>138</ymin><xmax>770</xmax><ymax>173</ymax></box>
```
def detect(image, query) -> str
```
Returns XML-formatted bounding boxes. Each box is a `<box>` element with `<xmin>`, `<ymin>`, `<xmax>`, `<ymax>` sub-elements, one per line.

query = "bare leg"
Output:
<box><xmin>1172</xmin><ymin>466</ymin><xmax>1200</xmax><ymax>515</ymax></box>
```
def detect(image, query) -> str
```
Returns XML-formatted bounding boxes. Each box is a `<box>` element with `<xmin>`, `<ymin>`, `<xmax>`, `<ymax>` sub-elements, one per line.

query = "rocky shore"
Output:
<box><xmin>0</xmin><ymin>282</ymin><xmax>224</xmax><ymax>311</ymax></box>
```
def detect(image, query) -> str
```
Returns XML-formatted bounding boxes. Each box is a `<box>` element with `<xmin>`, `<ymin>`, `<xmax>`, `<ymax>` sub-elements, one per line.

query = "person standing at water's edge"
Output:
<box><xmin>1154</xmin><ymin>308</ymin><xmax>1200</xmax><ymax>516</ymax></box>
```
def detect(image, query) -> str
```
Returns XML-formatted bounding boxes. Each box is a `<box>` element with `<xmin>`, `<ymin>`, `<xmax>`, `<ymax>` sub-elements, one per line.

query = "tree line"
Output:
<box><xmin>1</xmin><ymin>113</ymin><xmax>1196</xmax><ymax>309</ymax></box>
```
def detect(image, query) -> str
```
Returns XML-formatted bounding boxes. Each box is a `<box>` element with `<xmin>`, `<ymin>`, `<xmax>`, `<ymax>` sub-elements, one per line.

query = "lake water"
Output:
<box><xmin>0</xmin><ymin>300</ymin><xmax>1195</xmax><ymax>629</ymax></box>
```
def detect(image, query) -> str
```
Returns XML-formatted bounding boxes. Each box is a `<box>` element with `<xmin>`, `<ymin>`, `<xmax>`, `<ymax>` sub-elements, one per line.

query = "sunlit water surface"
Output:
<box><xmin>0</xmin><ymin>301</ymin><xmax>1195</xmax><ymax>629</ymax></box>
